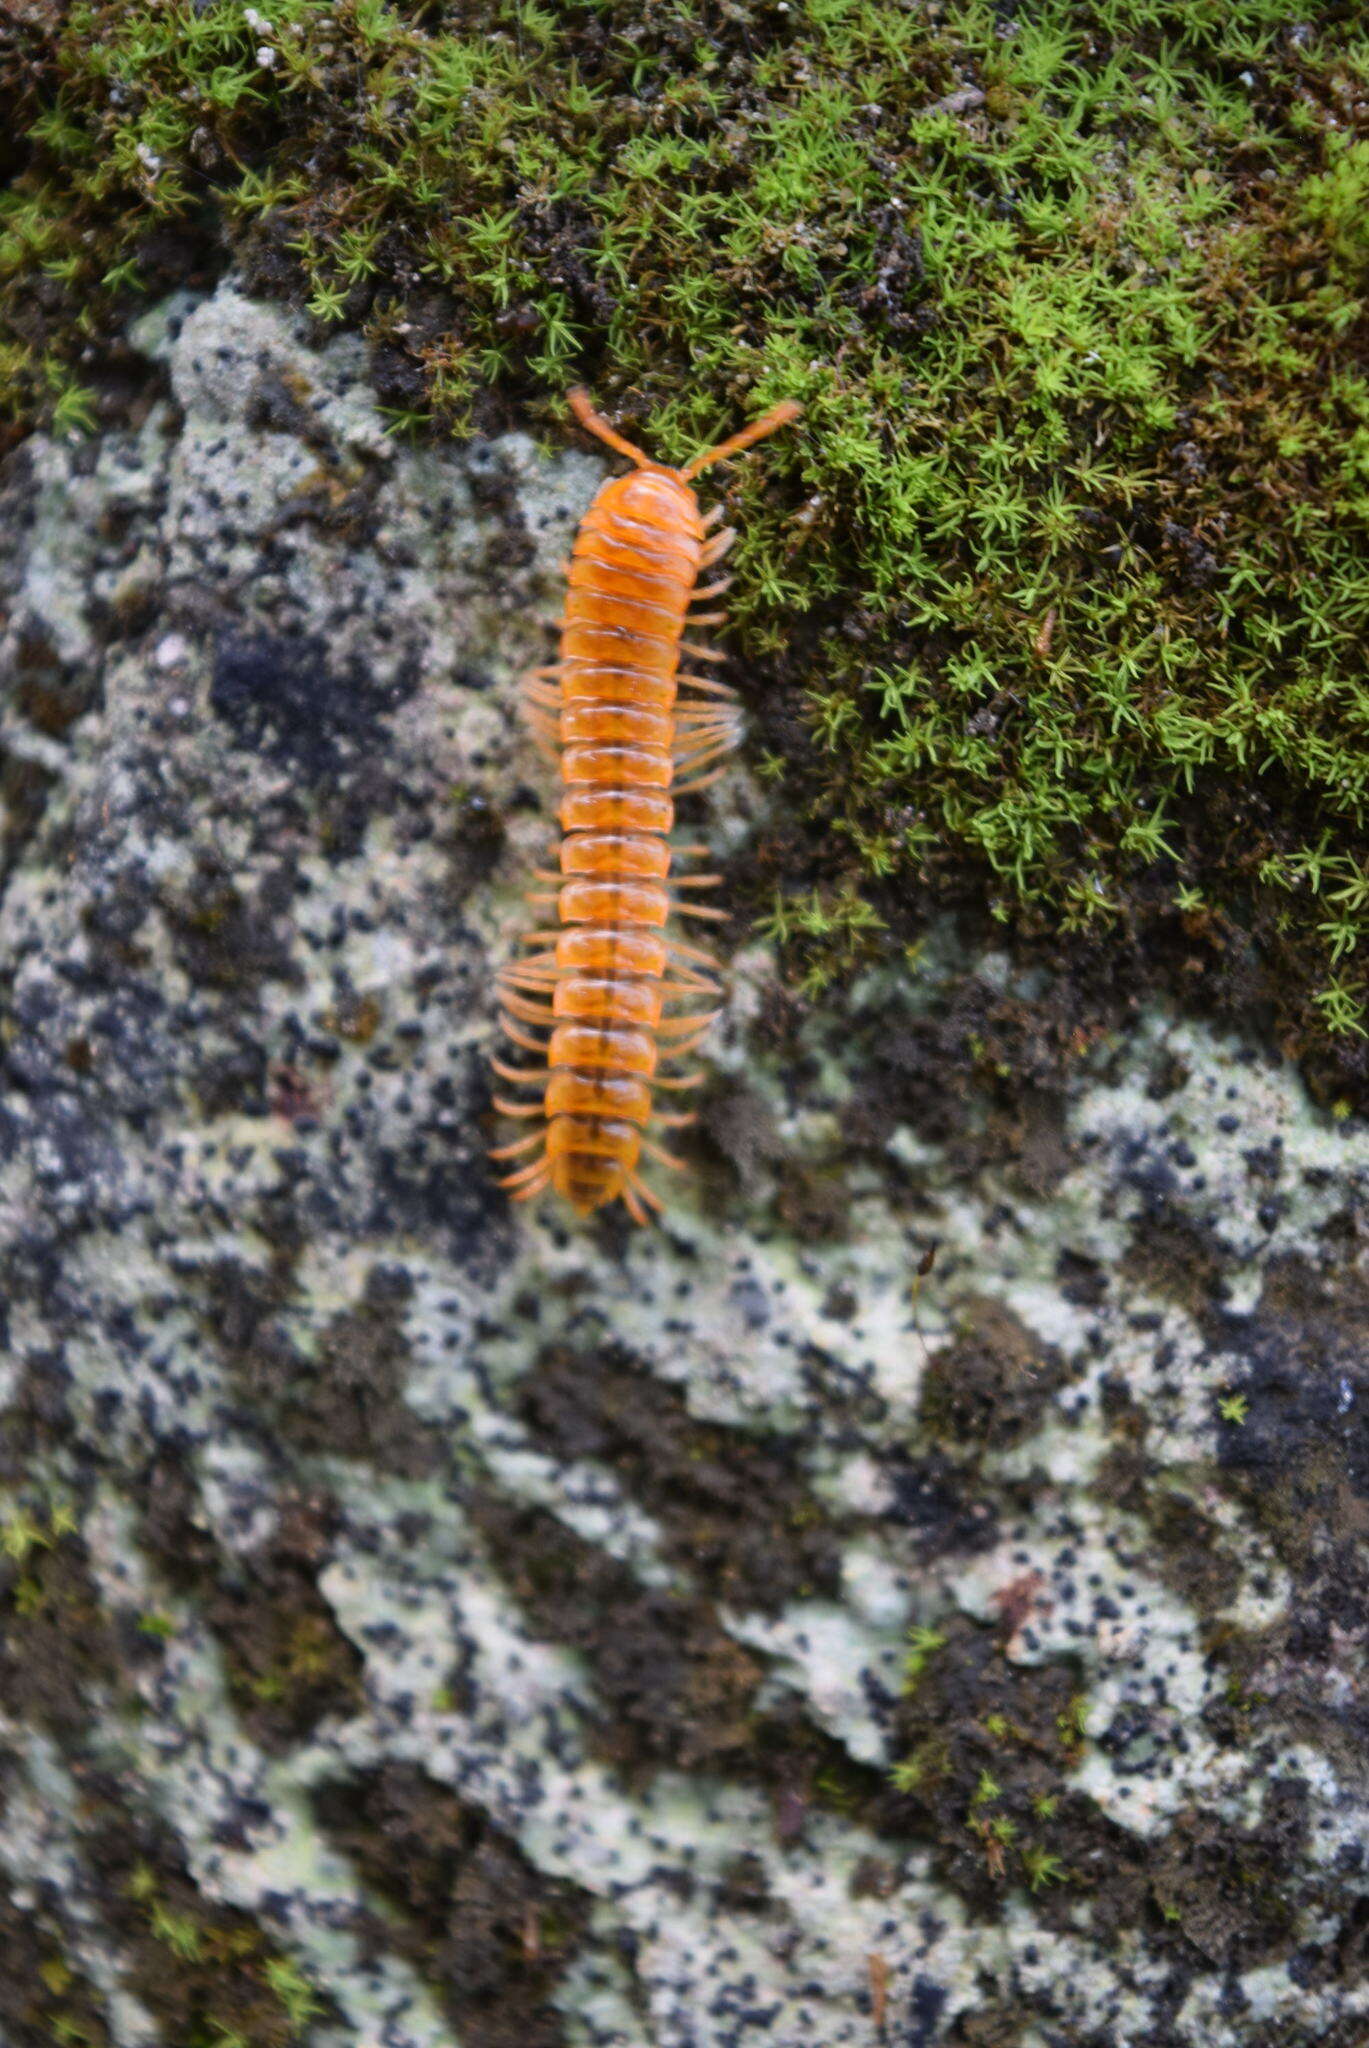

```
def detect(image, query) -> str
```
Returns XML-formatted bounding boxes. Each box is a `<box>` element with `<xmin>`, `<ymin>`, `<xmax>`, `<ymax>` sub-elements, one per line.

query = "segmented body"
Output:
<box><xmin>490</xmin><ymin>388</ymin><xmax>799</xmax><ymax>1223</ymax></box>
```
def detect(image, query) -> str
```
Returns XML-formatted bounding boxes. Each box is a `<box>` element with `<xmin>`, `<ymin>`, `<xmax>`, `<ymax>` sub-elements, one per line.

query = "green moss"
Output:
<box><xmin>122</xmin><ymin>1856</ymin><xmax>329</xmax><ymax>2045</ymax></box>
<box><xmin>3</xmin><ymin>0</ymin><xmax>1368</xmax><ymax>1052</ymax></box>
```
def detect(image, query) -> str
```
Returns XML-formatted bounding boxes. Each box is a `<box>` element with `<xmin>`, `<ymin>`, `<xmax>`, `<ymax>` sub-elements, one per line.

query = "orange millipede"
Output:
<box><xmin>490</xmin><ymin>386</ymin><xmax>800</xmax><ymax>1223</ymax></box>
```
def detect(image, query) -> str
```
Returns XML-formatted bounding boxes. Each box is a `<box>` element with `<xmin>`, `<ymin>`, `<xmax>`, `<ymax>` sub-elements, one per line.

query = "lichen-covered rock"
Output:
<box><xmin>1</xmin><ymin>282</ymin><xmax>1366</xmax><ymax>2048</ymax></box>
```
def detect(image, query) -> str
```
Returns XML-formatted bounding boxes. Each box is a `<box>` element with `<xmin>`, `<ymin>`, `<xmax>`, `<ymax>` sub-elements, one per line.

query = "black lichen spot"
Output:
<box><xmin>880</xmin><ymin>1449</ymin><xmax>999</xmax><ymax>1560</ymax></box>
<box><xmin>201</xmin><ymin>1257</ymin><xmax>442</xmax><ymax>1476</ymax></box>
<box><xmin>368</xmin><ymin>1063</ymin><xmax>508</xmax><ymax>1268</ymax></box>
<box><xmin>445</xmin><ymin>786</ymin><xmax>507</xmax><ymax>907</ymax></box>
<box><xmin>160</xmin><ymin>849</ymin><xmax>299</xmax><ymax>992</ymax></box>
<box><xmin>1214</xmin><ymin>1256</ymin><xmax>1369</xmax><ymax>1570</ymax></box>
<box><xmin>906</xmin><ymin>1975</ymin><xmax>949</xmax><ymax>2048</ymax></box>
<box><xmin>312</xmin><ymin>1765</ymin><xmax>593</xmax><ymax>2048</ymax></box>
<box><xmin>211</xmin><ymin>630</ymin><xmax>408</xmax><ymax>783</ymax></box>
<box><xmin>1204</xmin><ymin>1255</ymin><xmax>1369</xmax><ymax>1775</ymax></box>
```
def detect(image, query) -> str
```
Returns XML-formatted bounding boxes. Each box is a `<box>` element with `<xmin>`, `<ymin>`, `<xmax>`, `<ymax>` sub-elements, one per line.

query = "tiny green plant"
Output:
<box><xmin>901</xmin><ymin>1623</ymin><xmax>948</xmax><ymax>1691</ymax></box>
<box><xmin>264</xmin><ymin>1955</ymin><xmax>325</xmax><ymax>2034</ymax></box>
<box><xmin>1021</xmin><ymin>1845</ymin><xmax>1068</xmax><ymax>1892</ymax></box>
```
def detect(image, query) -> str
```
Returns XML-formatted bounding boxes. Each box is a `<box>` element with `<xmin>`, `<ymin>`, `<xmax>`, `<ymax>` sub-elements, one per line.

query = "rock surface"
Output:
<box><xmin>0</xmin><ymin>282</ymin><xmax>1366</xmax><ymax>2048</ymax></box>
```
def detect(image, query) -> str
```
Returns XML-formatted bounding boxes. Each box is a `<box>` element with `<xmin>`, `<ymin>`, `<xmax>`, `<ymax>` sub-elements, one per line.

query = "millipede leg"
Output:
<box><xmin>661</xmin><ymin>974</ymin><xmax>722</xmax><ymax>997</ymax></box>
<box><xmin>676</xmin><ymin>704</ymin><xmax>739</xmax><ymax>725</ymax></box>
<box><xmin>677</xmin><ymin>673</ymin><xmax>739</xmax><ymax>698</ymax></box>
<box><xmin>493</xmin><ymin>1094</ymin><xmax>545</xmax><ymax>1117</ymax></box>
<box><xmin>498</xmin><ymin>969</ymin><xmax>561</xmax><ymax>994</ymax></box>
<box><xmin>660</xmin><ymin>1029</ymin><xmax>717</xmax><ymax>1058</ymax></box>
<box><xmin>654</xmin><ymin>1110</ymin><xmax>698</xmax><ymax>1129</ymax></box>
<box><xmin>492</xmin><ymin>1057</ymin><xmax>547</xmax><ymax>1085</ymax></box>
<box><xmin>627</xmin><ymin>1170</ymin><xmax>665</xmax><ymax>1213</ymax></box>
<box><xmin>680</xmin><ymin>640</ymin><xmax>728</xmax><ymax>663</ymax></box>
<box><xmin>500</xmin><ymin>991</ymin><xmax>556</xmax><ymax>1025</ymax></box>
<box><xmin>500</xmin><ymin>1018</ymin><xmax>548</xmax><ymax>1053</ymax></box>
<box><xmin>674</xmin><ymin>766</ymin><xmax>730</xmax><ymax>795</ymax></box>
<box><xmin>674</xmin><ymin>874</ymin><xmax>723</xmax><ymax>890</ymax></box>
<box><xmin>641</xmin><ymin>1137</ymin><xmax>688</xmax><ymax>1171</ymax></box>
<box><xmin>511</xmin><ymin>1170</ymin><xmax>550</xmax><ymax>1202</ymax></box>
<box><xmin>653</xmin><ymin>1070</ymin><xmax>707</xmax><ymax>1090</ymax></box>
<box><xmin>700</xmin><ymin>528</ymin><xmax>737</xmax><ymax>567</ymax></box>
<box><xmin>675</xmin><ymin>735</ymin><xmax>739</xmax><ymax>758</ymax></box>
<box><xmin>676</xmin><ymin>746</ymin><xmax>740</xmax><ymax>776</ymax></box>
<box><xmin>666</xmin><ymin>935</ymin><xmax>723</xmax><ymax>968</ymax></box>
<box><xmin>676</xmin><ymin>902</ymin><xmax>730</xmax><ymax>921</ymax></box>
<box><xmin>500</xmin><ymin>1157</ymin><xmax>550</xmax><ymax>1189</ymax></box>
<box><xmin>499</xmin><ymin>956</ymin><xmax>561</xmax><ymax>977</ymax></box>
<box><xmin>677</xmin><ymin>713</ymin><xmax>741</xmax><ymax>739</ymax></box>
<box><xmin>490</xmin><ymin>1130</ymin><xmax>546</xmax><ymax>1162</ymax></box>
<box><xmin>657</xmin><ymin>1007</ymin><xmax>722</xmax><ymax>1036</ymax></box>
<box><xmin>692</xmin><ymin>577</ymin><xmax>734</xmax><ymax>599</ymax></box>
<box><xmin>622</xmin><ymin>1179</ymin><xmax>651</xmax><ymax>1226</ymax></box>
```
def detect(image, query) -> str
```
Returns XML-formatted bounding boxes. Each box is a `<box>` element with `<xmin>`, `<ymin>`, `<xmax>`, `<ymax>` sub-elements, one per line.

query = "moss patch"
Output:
<box><xmin>469</xmin><ymin>1485</ymin><xmax>768</xmax><ymax>1773</ymax></box>
<box><xmin>468</xmin><ymin>1483</ymin><xmax>895</xmax><ymax>1836</ymax></box>
<box><xmin>311</xmin><ymin>1764</ymin><xmax>593</xmax><ymax>2048</ymax></box>
<box><xmin>880</xmin><ymin>1613</ymin><xmax>1147</xmax><ymax>1916</ymax></box>
<box><xmin>199</xmin><ymin>1254</ymin><xmax>443</xmax><ymax>1476</ymax></box>
<box><xmin>514</xmin><ymin>1341</ymin><xmax>844</xmax><ymax>1610</ymax></box>
<box><xmin>0</xmin><ymin>1492</ymin><xmax>124</xmax><ymax>1738</ymax></box>
<box><xmin>0</xmin><ymin>1872</ymin><xmax>112</xmax><ymax>2048</ymax></box>
<box><xmin>141</xmin><ymin>1454</ymin><xmax>367</xmax><ymax>1751</ymax></box>
<box><xmin>917</xmin><ymin>1295</ymin><xmax>1076</xmax><ymax>1452</ymax></box>
<box><xmin>3</xmin><ymin>0</ymin><xmax>1369</xmax><ymax>1064</ymax></box>
<box><xmin>86</xmin><ymin>1806</ymin><xmax>337</xmax><ymax>2048</ymax></box>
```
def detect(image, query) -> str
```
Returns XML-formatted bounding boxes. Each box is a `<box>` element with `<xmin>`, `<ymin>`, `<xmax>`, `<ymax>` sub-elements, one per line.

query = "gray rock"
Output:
<box><xmin>0</xmin><ymin>280</ymin><xmax>1365</xmax><ymax>2048</ymax></box>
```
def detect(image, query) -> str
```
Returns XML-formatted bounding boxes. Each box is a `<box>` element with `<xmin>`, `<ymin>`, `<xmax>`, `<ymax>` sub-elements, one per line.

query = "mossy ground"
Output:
<box><xmin>3</xmin><ymin>0</ymin><xmax>1368</xmax><ymax>1064</ymax></box>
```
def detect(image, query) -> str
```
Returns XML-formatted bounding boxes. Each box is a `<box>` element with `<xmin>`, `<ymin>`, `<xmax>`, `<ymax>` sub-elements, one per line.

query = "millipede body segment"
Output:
<box><xmin>491</xmin><ymin>387</ymin><xmax>800</xmax><ymax>1223</ymax></box>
